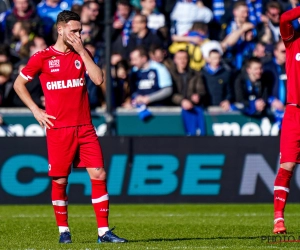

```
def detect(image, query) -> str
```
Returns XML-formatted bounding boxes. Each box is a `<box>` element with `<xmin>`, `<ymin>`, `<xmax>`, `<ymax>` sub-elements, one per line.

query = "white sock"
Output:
<box><xmin>59</xmin><ymin>226</ymin><xmax>70</xmax><ymax>233</ymax></box>
<box><xmin>98</xmin><ymin>227</ymin><xmax>109</xmax><ymax>236</ymax></box>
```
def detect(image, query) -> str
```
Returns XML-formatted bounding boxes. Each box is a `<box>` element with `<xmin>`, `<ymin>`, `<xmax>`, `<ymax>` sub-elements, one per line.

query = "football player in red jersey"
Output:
<box><xmin>273</xmin><ymin>5</ymin><xmax>300</xmax><ymax>234</ymax></box>
<box><xmin>13</xmin><ymin>10</ymin><xmax>127</xmax><ymax>244</ymax></box>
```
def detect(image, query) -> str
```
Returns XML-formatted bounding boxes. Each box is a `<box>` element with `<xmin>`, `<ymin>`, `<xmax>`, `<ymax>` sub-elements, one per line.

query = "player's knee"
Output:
<box><xmin>91</xmin><ymin>168</ymin><xmax>106</xmax><ymax>180</ymax></box>
<box><xmin>280</xmin><ymin>162</ymin><xmax>296</xmax><ymax>172</ymax></box>
<box><xmin>52</xmin><ymin>177</ymin><xmax>68</xmax><ymax>185</ymax></box>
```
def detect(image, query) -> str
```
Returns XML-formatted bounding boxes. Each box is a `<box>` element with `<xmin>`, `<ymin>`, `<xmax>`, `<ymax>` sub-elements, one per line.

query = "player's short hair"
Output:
<box><xmin>233</xmin><ymin>1</ymin><xmax>247</xmax><ymax>10</ymax></box>
<box><xmin>131</xmin><ymin>45</ymin><xmax>149</xmax><ymax>60</ymax></box>
<box><xmin>245</xmin><ymin>57</ymin><xmax>262</xmax><ymax>68</ymax></box>
<box><xmin>56</xmin><ymin>10</ymin><xmax>80</xmax><ymax>25</ymax></box>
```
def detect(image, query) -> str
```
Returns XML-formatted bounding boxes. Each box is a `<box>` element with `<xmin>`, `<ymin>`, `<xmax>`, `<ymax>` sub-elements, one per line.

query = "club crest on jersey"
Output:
<box><xmin>75</xmin><ymin>60</ymin><xmax>81</xmax><ymax>69</ymax></box>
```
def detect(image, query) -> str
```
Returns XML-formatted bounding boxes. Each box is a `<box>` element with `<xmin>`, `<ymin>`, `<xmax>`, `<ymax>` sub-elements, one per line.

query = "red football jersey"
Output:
<box><xmin>280</xmin><ymin>7</ymin><xmax>300</xmax><ymax>106</ymax></box>
<box><xmin>21</xmin><ymin>46</ymin><xmax>92</xmax><ymax>128</ymax></box>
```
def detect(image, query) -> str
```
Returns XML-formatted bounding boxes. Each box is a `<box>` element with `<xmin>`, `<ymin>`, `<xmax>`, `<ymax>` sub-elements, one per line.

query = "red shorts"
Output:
<box><xmin>46</xmin><ymin>124</ymin><xmax>104</xmax><ymax>176</ymax></box>
<box><xmin>280</xmin><ymin>105</ymin><xmax>300</xmax><ymax>164</ymax></box>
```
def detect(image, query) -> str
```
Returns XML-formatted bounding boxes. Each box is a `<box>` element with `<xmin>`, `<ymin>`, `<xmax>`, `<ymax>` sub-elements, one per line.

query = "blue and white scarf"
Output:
<box><xmin>212</xmin><ymin>0</ymin><xmax>224</xmax><ymax>23</ymax></box>
<box><xmin>117</xmin><ymin>11</ymin><xmax>135</xmax><ymax>47</ymax></box>
<box><xmin>246</xmin><ymin>0</ymin><xmax>262</xmax><ymax>26</ymax></box>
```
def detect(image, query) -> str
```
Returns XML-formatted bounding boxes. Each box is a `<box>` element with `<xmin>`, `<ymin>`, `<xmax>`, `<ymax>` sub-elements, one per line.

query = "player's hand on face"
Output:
<box><xmin>32</xmin><ymin>108</ymin><xmax>56</xmax><ymax>129</ymax></box>
<box><xmin>67</xmin><ymin>32</ymin><xmax>84</xmax><ymax>54</ymax></box>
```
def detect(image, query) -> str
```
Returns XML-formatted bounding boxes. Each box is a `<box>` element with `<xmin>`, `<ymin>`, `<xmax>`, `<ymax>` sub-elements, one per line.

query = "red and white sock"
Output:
<box><xmin>52</xmin><ymin>181</ymin><xmax>69</xmax><ymax>233</ymax></box>
<box><xmin>91</xmin><ymin>179</ymin><xmax>109</xmax><ymax>236</ymax></box>
<box><xmin>274</xmin><ymin>168</ymin><xmax>293</xmax><ymax>223</ymax></box>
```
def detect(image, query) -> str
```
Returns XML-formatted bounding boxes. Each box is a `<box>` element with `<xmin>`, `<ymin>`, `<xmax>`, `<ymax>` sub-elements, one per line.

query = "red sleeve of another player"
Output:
<box><xmin>20</xmin><ymin>52</ymin><xmax>42</xmax><ymax>81</ymax></box>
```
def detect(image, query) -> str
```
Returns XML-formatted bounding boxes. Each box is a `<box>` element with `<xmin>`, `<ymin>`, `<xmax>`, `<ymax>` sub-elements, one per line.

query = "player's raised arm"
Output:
<box><xmin>13</xmin><ymin>75</ymin><xmax>56</xmax><ymax>129</ymax></box>
<box><xmin>67</xmin><ymin>32</ymin><xmax>104</xmax><ymax>86</ymax></box>
<box><xmin>280</xmin><ymin>6</ymin><xmax>300</xmax><ymax>41</ymax></box>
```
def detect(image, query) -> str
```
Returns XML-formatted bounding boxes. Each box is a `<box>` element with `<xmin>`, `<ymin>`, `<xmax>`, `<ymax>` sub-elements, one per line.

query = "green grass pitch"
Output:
<box><xmin>1</xmin><ymin>204</ymin><xmax>300</xmax><ymax>249</ymax></box>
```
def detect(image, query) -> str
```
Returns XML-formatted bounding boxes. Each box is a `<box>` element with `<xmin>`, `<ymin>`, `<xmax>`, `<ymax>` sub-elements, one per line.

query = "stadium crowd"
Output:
<box><xmin>0</xmin><ymin>0</ymin><xmax>292</xmax><ymax>134</ymax></box>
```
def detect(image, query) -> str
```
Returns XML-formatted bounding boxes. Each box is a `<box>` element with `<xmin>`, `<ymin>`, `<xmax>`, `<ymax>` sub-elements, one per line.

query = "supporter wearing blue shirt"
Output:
<box><xmin>129</xmin><ymin>46</ymin><xmax>172</xmax><ymax>106</ymax></box>
<box><xmin>37</xmin><ymin>0</ymin><xmax>72</xmax><ymax>42</ymax></box>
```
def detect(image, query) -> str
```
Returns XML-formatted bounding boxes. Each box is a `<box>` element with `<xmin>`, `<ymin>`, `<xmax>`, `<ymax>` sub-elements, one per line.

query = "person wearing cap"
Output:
<box><xmin>201</xmin><ymin>41</ymin><xmax>233</xmax><ymax>112</ymax></box>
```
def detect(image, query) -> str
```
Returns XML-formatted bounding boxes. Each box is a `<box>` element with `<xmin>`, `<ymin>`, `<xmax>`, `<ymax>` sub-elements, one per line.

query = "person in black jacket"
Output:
<box><xmin>234</xmin><ymin>57</ymin><xmax>270</xmax><ymax>116</ymax></box>
<box><xmin>201</xmin><ymin>49</ymin><xmax>233</xmax><ymax>111</ymax></box>
<box><xmin>126</xmin><ymin>13</ymin><xmax>163</xmax><ymax>58</ymax></box>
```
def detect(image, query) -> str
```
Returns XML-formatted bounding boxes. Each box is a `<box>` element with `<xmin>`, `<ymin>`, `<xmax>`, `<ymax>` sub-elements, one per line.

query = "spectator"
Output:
<box><xmin>37</xmin><ymin>0</ymin><xmax>72</xmax><ymax>44</ymax></box>
<box><xmin>84</xmin><ymin>42</ymin><xmax>105</xmax><ymax>108</ymax></box>
<box><xmin>0</xmin><ymin>0</ymin><xmax>10</xmax><ymax>14</ymax></box>
<box><xmin>234</xmin><ymin>57</ymin><xmax>270</xmax><ymax>116</ymax></box>
<box><xmin>81</xmin><ymin>23</ymin><xmax>93</xmax><ymax>43</ymax></box>
<box><xmin>170</xmin><ymin>0</ymin><xmax>213</xmax><ymax>35</ymax></box>
<box><xmin>112</xmin><ymin>0</ymin><xmax>135</xmax><ymax>56</ymax></box>
<box><xmin>201</xmin><ymin>42</ymin><xmax>233</xmax><ymax>111</ymax></box>
<box><xmin>0</xmin><ymin>44</ymin><xmax>11</xmax><ymax>62</ymax></box>
<box><xmin>113</xmin><ymin>60</ymin><xmax>131</xmax><ymax>107</ymax></box>
<box><xmin>222</xmin><ymin>20</ymin><xmax>256</xmax><ymax>70</ymax></box>
<box><xmin>263</xmin><ymin>39</ymin><xmax>286</xmax><ymax>127</ymax></box>
<box><xmin>11</xmin><ymin>60</ymin><xmax>44</xmax><ymax>107</ymax></box>
<box><xmin>169</xmin><ymin>21</ymin><xmax>209</xmax><ymax>71</ymax></box>
<box><xmin>29</xmin><ymin>36</ymin><xmax>47</xmax><ymax>56</ymax></box>
<box><xmin>140</xmin><ymin>0</ymin><xmax>165</xmax><ymax>31</ymax></box>
<box><xmin>3</xmin><ymin>0</ymin><xmax>43</xmax><ymax>45</ymax></box>
<box><xmin>10</xmin><ymin>21</ymin><xmax>32</xmax><ymax>60</ymax></box>
<box><xmin>0</xmin><ymin>62</ymin><xmax>13</xmax><ymax>107</ymax></box>
<box><xmin>220</xmin><ymin>1</ymin><xmax>249</xmax><ymax>41</ymax></box>
<box><xmin>149</xmin><ymin>44</ymin><xmax>173</xmax><ymax>70</ymax></box>
<box><xmin>129</xmin><ymin>46</ymin><xmax>172</xmax><ymax>107</ymax></box>
<box><xmin>170</xmin><ymin>49</ymin><xmax>207</xmax><ymax>135</ymax></box>
<box><xmin>258</xmin><ymin>1</ymin><xmax>282</xmax><ymax>44</ymax></box>
<box><xmin>127</xmin><ymin>14</ymin><xmax>163</xmax><ymax>57</ymax></box>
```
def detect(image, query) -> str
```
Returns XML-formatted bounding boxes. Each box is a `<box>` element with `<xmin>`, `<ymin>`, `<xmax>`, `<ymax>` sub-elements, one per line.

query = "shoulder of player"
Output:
<box><xmin>31</xmin><ymin>47</ymin><xmax>53</xmax><ymax>59</ymax></box>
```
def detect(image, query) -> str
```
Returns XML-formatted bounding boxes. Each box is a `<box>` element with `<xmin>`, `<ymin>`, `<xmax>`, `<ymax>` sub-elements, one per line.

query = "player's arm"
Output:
<box><xmin>80</xmin><ymin>49</ymin><xmax>104</xmax><ymax>86</ymax></box>
<box><xmin>280</xmin><ymin>6</ymin><xmax>300</xmax><ymax>41</ymax></box>
<box><xmin>13</xmin><ymin>75</ymin><xmax>56</xmax><ymax>129</ymax></box>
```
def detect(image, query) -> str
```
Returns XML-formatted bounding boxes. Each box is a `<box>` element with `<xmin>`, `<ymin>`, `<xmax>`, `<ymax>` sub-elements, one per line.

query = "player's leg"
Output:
<box><xmin>77</xmin><ymin>124</ymin><xmax>127</xmax><ymax>243</ymax></box>
<box><xmin>273</xmin><ymin>105</ymin><xmax>300</xmax><ymax>234</ymax></box>
<box><xmin>87</xmin><ymin>168</ymin><xmax>127</xmax><ymax>243</ymax></box>
<box><xmin>52</xmin><ymin>176</ymin><xmax>72</xmax><ymax>243</ymax></box>
<box><xmin>46</xmin><ymin>127</ymin><xmax>78</xmax><ymax>243</ymax></box>
<box><xmin>273</xmin><ymin>162</ymin><xmax>295</xmax><ymax>234</ymax></box>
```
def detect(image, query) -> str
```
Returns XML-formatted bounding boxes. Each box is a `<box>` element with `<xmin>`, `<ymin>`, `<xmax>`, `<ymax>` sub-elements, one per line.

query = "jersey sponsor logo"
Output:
<box><xmin>75</xmin><ymin>60</ymin><xmax>81</xmax><ymax>69</ymax></box>
<box><xmin>139</xmin><ymin>79</ymin><xmax>155</xmax><ymax>89</ymax></box>
<box><xmin>46</xmin><ymin>78</ymin><xmax>86</xmax><ymax>90</ymax></box>
<box><xmin>49</xmin><ymin>59</ymin><xmax>60</xmax><ymax>68</ymax></box>
<box><xmin>296</xmin><ymin>53</ymin><xmax>300</xmax><ymax>61</ymax></box>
